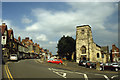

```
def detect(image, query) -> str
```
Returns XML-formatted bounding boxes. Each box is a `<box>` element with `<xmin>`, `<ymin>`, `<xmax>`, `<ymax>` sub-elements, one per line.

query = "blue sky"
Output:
<box><xmin>2</xmin><ymin>2</ymin><xmax>118</xmax><ymax>54</ymax></box>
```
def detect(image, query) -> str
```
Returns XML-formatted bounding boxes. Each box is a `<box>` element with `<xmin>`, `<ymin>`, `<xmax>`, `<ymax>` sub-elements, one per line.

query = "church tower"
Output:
<box><xmin>76</xmin><ymin>25</ymin><xmax>93</xmax><ymax>63</ymax></box>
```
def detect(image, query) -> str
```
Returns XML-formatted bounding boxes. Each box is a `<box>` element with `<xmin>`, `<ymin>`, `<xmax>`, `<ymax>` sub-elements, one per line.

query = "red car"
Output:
<box><xmin>48</xmin><ymin>58</ymin><xmax>63</xmax><ymax>64</ymax></box>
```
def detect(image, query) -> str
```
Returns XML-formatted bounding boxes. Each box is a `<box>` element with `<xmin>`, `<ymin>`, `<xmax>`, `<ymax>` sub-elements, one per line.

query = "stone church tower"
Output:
<box><xmin>76</xmin><ymin>25</ymin><xmax>109</xmax><ymax>63</ymax></box>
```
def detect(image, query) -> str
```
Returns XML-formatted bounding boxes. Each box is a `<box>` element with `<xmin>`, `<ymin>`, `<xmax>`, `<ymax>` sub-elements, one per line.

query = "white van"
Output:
<box><xmin>10</xmin><ymin>54</ymin><xmax>18</xmax><ymax>61</ymax></box>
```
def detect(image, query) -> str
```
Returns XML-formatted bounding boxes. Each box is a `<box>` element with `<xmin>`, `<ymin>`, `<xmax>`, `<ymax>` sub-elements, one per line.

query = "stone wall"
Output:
<box><xmin>76</xmin><ymin>25</ymin><xmax>108</xmax><ymax>63</ymax></box>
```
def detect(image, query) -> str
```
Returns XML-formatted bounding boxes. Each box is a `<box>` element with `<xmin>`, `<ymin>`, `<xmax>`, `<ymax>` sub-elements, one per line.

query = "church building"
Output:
<box><xmin>76</xmin><ymin>25</ymin><xmax>109</xmax><ymax>63</ymax></box>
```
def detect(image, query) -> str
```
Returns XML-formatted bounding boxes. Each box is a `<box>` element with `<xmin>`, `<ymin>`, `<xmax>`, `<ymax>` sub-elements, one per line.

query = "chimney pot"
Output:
<box><xmin>2</xmin><ymin>23</ymin><xmax>5</xmax><ymax>26</ymax></box>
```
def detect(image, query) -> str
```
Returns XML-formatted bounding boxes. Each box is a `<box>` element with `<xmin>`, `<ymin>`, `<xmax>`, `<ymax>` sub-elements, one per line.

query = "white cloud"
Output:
<box><xmin>36</xmin><ymin>34</ymin><xmax>48</xmax><ymax>41</ymax></box>
<box><xmin>22</xmin><ymin>16</ymin><xmax>32</xmax><ymax>24</ymax></box>
<box><xmin>3</xmin><ymin>2</ymin><xmax>118</xmax><ymax>54</ymax></box>
<box><xmin>49</xmin><ymin>41</ymin><xmax>57</xmax><ymax>45</ymax></box>
<box><xmin>24</xmin><ymin>2</ymin><xmax>118</xmax><ymax>54</ymax></box>
<box><xmin>26</xmin><ymin>23</ymin><xmax>39</xmax><ymax>31</ymax></box>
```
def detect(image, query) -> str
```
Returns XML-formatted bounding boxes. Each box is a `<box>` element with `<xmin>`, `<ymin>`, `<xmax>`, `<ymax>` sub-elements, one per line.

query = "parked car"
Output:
<box><xmin>9</xmin><ymin>54</ymin><xmax>18</xmax><ymax>61</ymax></box>
<box><xmin>86</xmin><ymin>61</ymin><xmax>96</xmax><ymax>68</ymax></box>
<box><xmin>100</xmin><ymin>62</ymin><xmax>120</xmax><ymax>72</ymax></box>
<box><xmin>78</xmin><ymin>60</ymin><xmax>87</xmax><ymax>66</ymax></box>
<box><xmin>48</xmin><ymin>58</ymin><xmax>63</xmax><ymax>64</ymax></box>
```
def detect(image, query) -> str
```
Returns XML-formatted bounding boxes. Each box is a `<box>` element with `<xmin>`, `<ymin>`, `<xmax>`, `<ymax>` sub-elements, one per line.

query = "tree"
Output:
<box><xmin>57</xmin><ymin>35</ymin><xmax>76</xmax><ymax>60</ymax></box>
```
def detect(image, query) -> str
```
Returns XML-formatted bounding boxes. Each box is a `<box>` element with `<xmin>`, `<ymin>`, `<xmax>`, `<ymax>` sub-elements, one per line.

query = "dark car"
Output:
<box><xmin>86</xmin><ymin>61</ymin><xmax>96</xmax><ymax>68</ymax></box>
<box><xmin>100</xmin><ymin>63</ymin><xmax>120</xmax><ymax>72</ymax></box>
<box><xmin>78</xmin><ymin>60</ymin><xmax>87</xmax><ymax>66</ymax></box>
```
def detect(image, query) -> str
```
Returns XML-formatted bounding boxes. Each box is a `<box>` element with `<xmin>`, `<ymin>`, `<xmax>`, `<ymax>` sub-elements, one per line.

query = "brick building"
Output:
<box><xmin>111</xmin><ymin>44</ymin><xmax>120</xmax><ymax>62</ymax></box>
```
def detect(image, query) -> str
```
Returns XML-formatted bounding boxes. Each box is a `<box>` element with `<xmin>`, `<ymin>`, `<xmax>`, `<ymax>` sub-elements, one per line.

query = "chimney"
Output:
<box><xmin>25</xmin><ymin>37</ymin><xmax>29</xmax><ymax>40</ymax></box>
<box><xmin>35</xmin><ymin>43</ymin><xmax>37</xmax><ymax>45</ymax></box>
<box><xmin>18</xmin><ymin>36</ymin><xmax>21</xmax><ymax>42</ymax></box>
<box><xmin>2</xmin><ymin>23</ymin><xmax>5</xmax><ymax>26</ymax></box>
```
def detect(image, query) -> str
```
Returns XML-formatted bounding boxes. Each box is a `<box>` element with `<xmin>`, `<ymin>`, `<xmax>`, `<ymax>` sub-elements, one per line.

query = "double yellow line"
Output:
<box><xmin>5</xmin><ymin>63</ymin><xmax>14</xmax><ymax>80</ymax></box>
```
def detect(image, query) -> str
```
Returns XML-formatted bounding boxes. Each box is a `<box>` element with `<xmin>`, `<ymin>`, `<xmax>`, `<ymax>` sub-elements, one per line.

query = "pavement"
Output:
<box><xmin>2</xmin><ymin>59</ymin><xmax>119</xmax><ymax>80</ymax></box>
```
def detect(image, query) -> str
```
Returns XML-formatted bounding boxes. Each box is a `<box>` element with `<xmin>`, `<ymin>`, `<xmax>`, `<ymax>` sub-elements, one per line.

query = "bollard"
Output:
<box><xmin>96</xmin><ymin>62</ymin><xmax>100</xmax><ymax>71</ymax></box>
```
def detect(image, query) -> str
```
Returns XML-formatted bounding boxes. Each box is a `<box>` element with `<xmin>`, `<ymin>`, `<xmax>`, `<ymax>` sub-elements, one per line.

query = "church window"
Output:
<box><xmin>81</xmin><ymin>46</ymin><xmax>86</xmax><ymax>54</ymax></box>
<box><xmin>81</xmin><ymin>29</ymin><xmax>85</xmax><ymax>34</ymax></box>
<box><xmin>97</xmin><ymin>53</ymin><xmax>99</xmax><ymax>58</ymax></box>
<box><xmin>102</xmin><ymin>53</ymin><xmax>104</xmax><ymax>58</ymax></box>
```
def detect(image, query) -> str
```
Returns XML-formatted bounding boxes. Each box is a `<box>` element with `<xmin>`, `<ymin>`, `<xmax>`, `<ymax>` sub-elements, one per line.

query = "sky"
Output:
<box><xmin>1</xmin><ymin>2</ymin><xmax>118</xmax><ymax>54</ymax></box>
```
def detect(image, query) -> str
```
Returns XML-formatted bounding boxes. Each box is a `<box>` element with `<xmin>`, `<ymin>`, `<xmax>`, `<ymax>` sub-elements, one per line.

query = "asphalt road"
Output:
<box><xmin>2</xmin><ymin>59</ymin><xmax>119</xmax><ymax>80</ymax></box>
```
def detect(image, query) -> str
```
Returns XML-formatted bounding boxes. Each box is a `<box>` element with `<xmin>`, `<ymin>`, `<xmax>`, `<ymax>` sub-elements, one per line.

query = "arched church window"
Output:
<box><xmin>97</xmin><ymin>53</ymin><xmax>99</xmax><ymax>58</ymax></box>
<box><xmin>81</xmin><ymin>46</ymin><xmax>86</xmax><ymax>54</ymax></box>
<box><xmin>81</xmin><ymin>29</ymin><xmax>85</xmax><ymax>34</ymax></box>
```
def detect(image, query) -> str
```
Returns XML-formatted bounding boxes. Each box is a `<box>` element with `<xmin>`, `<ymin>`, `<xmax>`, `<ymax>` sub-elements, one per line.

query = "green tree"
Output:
<box><xmin>57</xmin><ymin>35</ymin><xmax>76</xmax><ymax>60</ymax></box>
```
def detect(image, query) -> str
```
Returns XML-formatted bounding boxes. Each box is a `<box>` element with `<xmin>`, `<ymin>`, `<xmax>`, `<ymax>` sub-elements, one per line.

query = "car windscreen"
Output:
<box><xmin>11</xmin><ymin>54</ymin><xmax>17</xmax><ymax>56</ymax></box>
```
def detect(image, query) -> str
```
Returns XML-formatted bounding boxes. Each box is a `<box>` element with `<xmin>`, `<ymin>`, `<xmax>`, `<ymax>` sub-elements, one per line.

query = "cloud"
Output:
<box><xmin>49</xmin><ymin>41</ymin><xmax>57</xmax><ymax>45</ymax></box>
<box><xmin>3</xmin><ymin>2</ymin><xmax>118</xmax><ymax>54</ymax></box>
<box><xmin>26</xmin><ymin>23</ymin><xmax>39</xmax><ymax>31</ymax></box>
<box><xmin>36</xmin><ymin>34</ymin><xmax>48</xmax><ymax>41</ymax></box>
<box><xmin>22</xmin><ymin>16</ymin><xmax>32</xmax><ymax>24</ymax></box>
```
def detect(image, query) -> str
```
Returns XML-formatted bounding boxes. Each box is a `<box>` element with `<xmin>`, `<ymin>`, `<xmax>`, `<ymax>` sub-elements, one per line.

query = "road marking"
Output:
<box><xmin>5</xmin><ymin>63</ymin><xmax>14</xmax><ymax>80</ymax></box>
<box><xmin>6</xmin><ymin>65</ymin><xmax>14</xmax><ymax>80</ymax></box>
<box><xmin>104</xmin><ymin>75</ymin><xmax>110</xmax><ymax>80</ymax></box>
<box><xmin>84</xmin><ymin>74</ymin><xmax>88</xmax><ymax>80</ymax></box>
<box><xmin>5</xmin><ymin>65</ymin><xmax>10</xmax><ymax>80</ymax></box>
<box><xmin>63</xmin><ymin>73</ymin><xmax>66</xmax><ymax>77</ymax></box>
<box><xmin>48</xmin><ymin>68</ymin><xmax>52</xmax><ymax>70</ymax></box>
<box><xmin>111</xmin><ymin>75</ymin><xmax>118</xmax><ymax>79</ymax></box>
<box><xmin>48</xmin><ymin>68</ymin><xmax>89</xmax><ymax>79</ymax></box>
<box><xmin>53</xmin><ymin>71</ymin><xmax>67</xmax><ymax>78</ymax></box>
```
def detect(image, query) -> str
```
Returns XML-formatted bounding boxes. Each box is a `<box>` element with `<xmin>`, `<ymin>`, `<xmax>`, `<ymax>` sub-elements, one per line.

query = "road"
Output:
<box><xmin>2</xmin><ymin>59</ymin><xmax>119</xmax><ymax>80</ymax></box>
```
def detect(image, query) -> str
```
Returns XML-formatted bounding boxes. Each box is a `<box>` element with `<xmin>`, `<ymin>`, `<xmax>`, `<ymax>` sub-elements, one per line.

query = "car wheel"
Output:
<box><xmin>59</xmin><ymin>63</ymin><xmax>61</xmax><ymax>64</ymax></box>
<box><xmin>90</xmin><ymin>66</ymin><xmax>92</xmax><ymax>68</ymax></box>
<box><xmin>85</xmin><ymin>65</ymin><xmax>87</xmax><ymax>68</ymax></box>
<box><xmin>115</xmin><ymin>68</ymin><xmax>118</xmax><ymax>72</ymax></box>
<box><xmin>100</xmin><ymin>67</ymin><xmax>103</xmax><ymax>71</ymax></box>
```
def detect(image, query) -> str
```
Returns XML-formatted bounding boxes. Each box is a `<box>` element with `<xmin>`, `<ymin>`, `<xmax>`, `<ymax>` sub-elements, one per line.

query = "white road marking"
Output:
<box><xmin>48</xmin><ymin>68</ymin><xmax>52</xmax><ymax>71</ymax></box>
<box><xmin>15</xmin><ymin>61</ymin><xmax>20</xmax><ymax>63</ymax></box>
<box><xmin>84</xmin><ymin>74</ymin><xmax>88</xmax><ymax>80</ymax></box>
<box><xmin>48</xmin><ymin>68</ymin><xmax>89</xmax><ymax>79</ymax></box>
<box><xmin>63</xmin><ymin>73</ymin><xmax>66</xmax><ymax>77</ymax></box>
<box><xmin>94</xmin><ymin>73</ymin><xmax>110</xmax><ymax>80</ymax></box>
<box><xmin>48</xmin><ymin>68</ymin><xmax>110</xmax><ymax>80</ymax></box>
<box><xmin>111</xmin><ymin>75</ymin><xmax>118</xmax><ymax>79</ymax></box>
<box><xmin>104</xmin><ymin>75</ymin><xmax>110</xmax><ymax>80</ymax></box>
<box><xmin>53</xmin><ymin>71</ymin><xmax>67</xmax><ymax>78</ymax></box>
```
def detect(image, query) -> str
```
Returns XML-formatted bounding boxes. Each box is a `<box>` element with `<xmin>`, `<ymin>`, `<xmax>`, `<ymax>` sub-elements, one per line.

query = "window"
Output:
<box><xmin>97</xmin><ymin>53</ymin><xmax>99</xmax><ymax>58</ymax></box>
<box><xmin>81</xmin><ymin>29</ymin><xmax>85</xmax><ymax>34</ymax></box>
<box><xmin>102</xmin><ymin>53</ymin><xmax>104</xmax><ymax>58</ymax></box>
<box><xmin>3</xmin><ymin>36</ymin><xmax>5</xmax><ymax>39</ymax></box>
<box><xmin>81</xmin><ymin>46</ymin><xmax>86</xmax><ymax>54</ymax></box>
